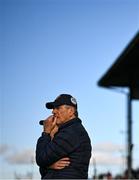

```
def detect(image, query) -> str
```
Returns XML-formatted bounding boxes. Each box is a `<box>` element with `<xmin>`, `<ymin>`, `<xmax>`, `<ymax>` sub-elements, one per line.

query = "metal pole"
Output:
<box><xmin>127</xmin><ymin>88</ymin><xmax>133</xmax><ymax>178</ymax></box>
<box><xmin>93</xmin><ymin>157</ymin><xmax>97</xmax><ymax>179</ymax></box>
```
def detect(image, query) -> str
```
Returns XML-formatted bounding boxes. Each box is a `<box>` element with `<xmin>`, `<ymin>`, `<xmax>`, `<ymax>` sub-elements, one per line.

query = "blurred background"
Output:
<box><xmin>0</xmin><ymin>0</ymin><xmax>139</xmax><ymax>179</ymax></box>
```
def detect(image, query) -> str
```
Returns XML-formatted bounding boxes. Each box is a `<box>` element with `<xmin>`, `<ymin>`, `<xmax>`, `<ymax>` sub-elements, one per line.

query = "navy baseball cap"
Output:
<box><xmin>46</xmin><ymin>94</ymin><xmax>77</xmax><ymax>109</ymax></box>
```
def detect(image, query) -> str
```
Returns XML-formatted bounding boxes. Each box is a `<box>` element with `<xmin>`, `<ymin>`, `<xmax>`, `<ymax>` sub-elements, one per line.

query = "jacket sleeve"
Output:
<box><xmin>36</xmin><ymin>129</ymin><xmax>79</xmax><ymax>168</ymax></box>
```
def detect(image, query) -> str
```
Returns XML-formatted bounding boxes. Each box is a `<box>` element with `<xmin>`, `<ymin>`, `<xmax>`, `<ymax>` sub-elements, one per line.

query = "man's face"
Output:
<box><xmin>52</xmin><ymin>105</ymin><xmax>75</xmax><ymax>125</ymax></box>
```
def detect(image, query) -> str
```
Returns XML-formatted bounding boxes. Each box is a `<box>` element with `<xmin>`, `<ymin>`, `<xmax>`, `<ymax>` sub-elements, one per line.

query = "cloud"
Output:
<box><xmin>0</xmin><ymin>143</ymin><xmax>35</xmax><ymax>164</ymax></box>
<box><xmin>93</xmin><ymin>142</ymin><xmax>125</xmax><ymax>153</ymax></box>
<box><xmin>0</xmin><ymin>144</ymin><xmax>10</xmax><ymax>155</ymax></box>
<box><xmin>1</xmin><ymin>142</ymin><xmax>126</xmax><ymax>166</ymax></box>
<box><xmin>90</xmin><ymin>151</ymin><xmax>125</xmax><ymax>166</ymax></box>
<box><xmin>90</xmin><ymin>142</ymin><xmax>126</xmax><ymax>166</ymax></box>
<box><xmin>5</xmin><ymin>149</ymin><xmax>35</xmax><ymax>164</ymax></box>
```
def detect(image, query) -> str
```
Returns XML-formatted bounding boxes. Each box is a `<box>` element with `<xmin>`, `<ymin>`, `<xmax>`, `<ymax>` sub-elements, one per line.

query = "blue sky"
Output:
<box><xmin>0</xmin><ymin>0</ymin><xmax>139</xmax><ymax>178</ymax></box>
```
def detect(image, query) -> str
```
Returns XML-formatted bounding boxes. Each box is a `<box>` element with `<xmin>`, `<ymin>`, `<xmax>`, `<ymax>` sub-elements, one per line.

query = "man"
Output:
<box><xmin>36</xmin><ymin>94</ymin><xmax>92</xmax><ymax>179</ymax></box>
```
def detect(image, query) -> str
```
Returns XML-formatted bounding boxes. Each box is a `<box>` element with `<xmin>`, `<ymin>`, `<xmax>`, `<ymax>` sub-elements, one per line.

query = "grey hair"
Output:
<box><xmin>64</xmin><ymin>105</ymin><xmax>78</xmax><ymax>118</ymax></box>
<box><xmin>74</xmin><ymin>109</ymin><xmax>78</xmax><ymax>118</ymax></box>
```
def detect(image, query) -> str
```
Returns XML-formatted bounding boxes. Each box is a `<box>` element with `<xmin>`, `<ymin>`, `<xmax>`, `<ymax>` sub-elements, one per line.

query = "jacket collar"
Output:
<box><xmin>59</xmin><ymin>118</ymin><xmax>81</xmax><ymax>130</ymax></box>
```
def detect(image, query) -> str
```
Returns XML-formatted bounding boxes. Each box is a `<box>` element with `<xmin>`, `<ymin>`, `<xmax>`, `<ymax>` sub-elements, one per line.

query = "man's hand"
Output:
<box><xmin>43</xmin><ymin>115</ymin><xmax>59</xmax><ymax>139</ymax></box>
<box><xmin>50</xmin><ymin>125</ymin><xmax>59</xmax><ymax>139</ymax></box>
<box><xmin>49</xmin><ymin>157</ymin><xmax>70</xmax><ymax>170</ymax></box>
<box><xmin>43</xmin><ymin>115</ymin><xmax>56</xmax><ymax>134</ymax></box>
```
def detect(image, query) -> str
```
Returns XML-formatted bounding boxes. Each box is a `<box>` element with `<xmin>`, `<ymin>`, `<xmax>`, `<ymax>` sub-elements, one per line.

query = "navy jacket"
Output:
<box><xmin>36</xmin><ymin>118</ymin><xmax>92</xmax><ymax>179</ymax></box>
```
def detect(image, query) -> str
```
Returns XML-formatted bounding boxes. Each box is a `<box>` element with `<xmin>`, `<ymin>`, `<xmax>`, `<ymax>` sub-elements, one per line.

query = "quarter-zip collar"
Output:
<box><xmin>58</xmin><ymin>118</ymin><xmax>81</xmax><ymax>130</ymax></box>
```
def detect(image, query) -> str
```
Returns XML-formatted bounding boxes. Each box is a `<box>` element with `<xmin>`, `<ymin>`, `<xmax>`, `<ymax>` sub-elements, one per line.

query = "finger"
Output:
<box><xmin>57</xmin><ymin>166</ymin><xmax>65</xmax><ymax>169</ymax></box>
<box><xmin>52</xmin><ymin>116</ymin><xmax>57</xmax><ymax>124</ymax></box>
<box><xmin>59</xmin><ymin>160</ymin><xmax>70</xmax><ymax>164</ymax></box>
<box><xmin>58</xmin><ymin>161</ymin><xmax>70</xmax><ymax>166</ymax></box>
<box><xmin>45</xmin><ymin>115</ymin><xmax>53</xmax><ymax>121</ymax></box>
<box><xmin>58</xmin><ymin>160</ymin><xmax>69</xmax><ymax>164</ymax></box>
<box><xmin>58</xmin><ymin>163</ymin><xmax>69</xmax><ymax>168</ymax></box>
<box><xmin>60</xmin><ymin>157</ymin><xmax>70</xmax><ymax>161</ymax></box>
<box><xmin>43</xmin><ymin>115</ymin><xmax>53</xmax><ymax>125</ymax></box>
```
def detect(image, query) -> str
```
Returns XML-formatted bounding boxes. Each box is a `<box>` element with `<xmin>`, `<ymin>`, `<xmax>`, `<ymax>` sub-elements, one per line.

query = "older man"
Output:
<box><xmin>36</xmin><ymin>94</ymin><xmax>92</xmax><ymax>179</ymax></box>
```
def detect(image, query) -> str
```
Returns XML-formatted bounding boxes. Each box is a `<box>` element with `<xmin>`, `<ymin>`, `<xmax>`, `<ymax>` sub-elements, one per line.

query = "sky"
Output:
<box><xmin>0</xmin><ymin>0</ymin><xmax>139</xmax><ymax>179</ymax></box>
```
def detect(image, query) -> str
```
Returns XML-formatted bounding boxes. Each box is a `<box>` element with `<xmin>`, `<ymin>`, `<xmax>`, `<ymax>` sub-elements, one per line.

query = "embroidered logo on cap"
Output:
<box><xmin>71</xmin><ymin>97</ymin><xmax>77</xmax><ymax>105</ymax></box>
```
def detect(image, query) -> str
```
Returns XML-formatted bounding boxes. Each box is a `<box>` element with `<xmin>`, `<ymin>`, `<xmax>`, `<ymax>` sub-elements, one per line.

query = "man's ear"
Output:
<box><xmin>69</xmin><ymin>106</ymin><xmax>75</xmax><ymax>115</ymax></box>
